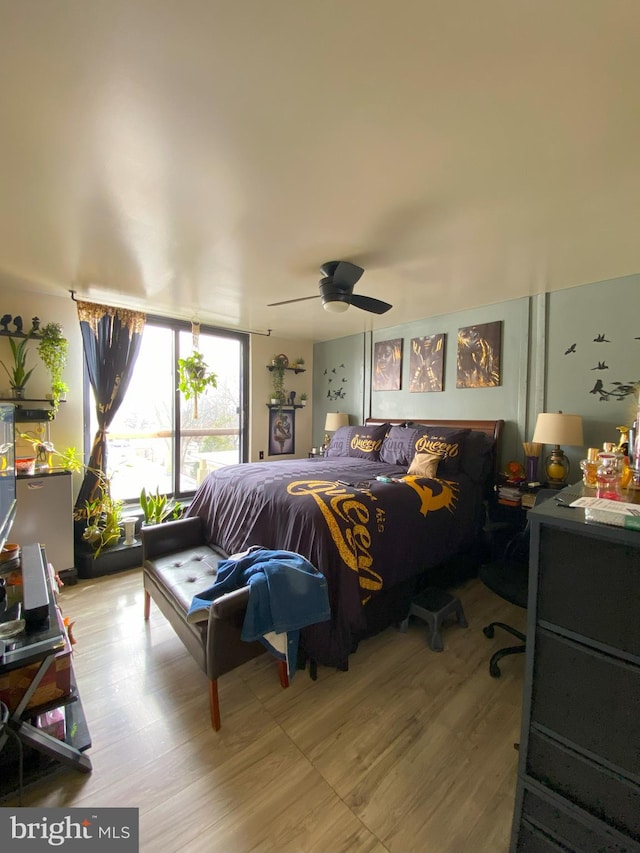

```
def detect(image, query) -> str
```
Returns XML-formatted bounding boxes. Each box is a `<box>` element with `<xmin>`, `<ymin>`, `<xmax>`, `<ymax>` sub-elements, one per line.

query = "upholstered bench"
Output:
<box><xmin>142</xmin><ymin>516</ymin><xmax>289</xmax><ymax>730</ymax></box>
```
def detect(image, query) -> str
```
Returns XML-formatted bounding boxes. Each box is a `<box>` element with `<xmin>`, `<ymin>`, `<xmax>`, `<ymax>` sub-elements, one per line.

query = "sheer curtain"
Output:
<box><xmin>74</xmin><ymin>301</ymin><xmax>146</xmax><ymax>514</ymax></box>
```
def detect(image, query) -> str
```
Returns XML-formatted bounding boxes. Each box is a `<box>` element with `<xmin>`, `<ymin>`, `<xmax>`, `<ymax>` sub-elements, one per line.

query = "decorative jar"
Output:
<box><xmin>596</xmin><ymin>453</ymin><xmax>623</xmax><ymax>501</ymax></box>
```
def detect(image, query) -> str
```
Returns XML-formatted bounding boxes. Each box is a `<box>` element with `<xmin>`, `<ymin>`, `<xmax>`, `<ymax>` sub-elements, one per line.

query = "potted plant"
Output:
<box><xmin>300</xmin><ymin>392</ymin><xmax>308</xmax><ymax>406</ymax></box>
<box><xmin>140</xmin><ymin>487</ymin><xmax>182</xmax><ymax>525</ymax></box>
<box><xmin>177</xmin><ymin>350</ymin><xmax>217</xmax><ymax>418</ymax></box>
<box><xmin>1</xmin><ymin>333</ymin><xmax>35</xmax><ymax>398</ymax></box>
<box><xmin>270</xmin><ymin>354</ymin><xmax>287</xmax><ymax>408</ymax></box>
<box><xmin>37</xmin><ymin>322</ymin><xmax>69</xmax><ymax>412</ymax></box>
<box><xmin>81</xmin><ymin>478</ymin><xmax>124</xmax><ymax>558</ymax></box>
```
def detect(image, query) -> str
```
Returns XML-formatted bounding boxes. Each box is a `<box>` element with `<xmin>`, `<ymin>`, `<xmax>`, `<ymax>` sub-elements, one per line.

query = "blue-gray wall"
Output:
<box><xmin>314</xmin><ymin>273</ymin><xmax>640</xmax><ymax>476</ymax></box>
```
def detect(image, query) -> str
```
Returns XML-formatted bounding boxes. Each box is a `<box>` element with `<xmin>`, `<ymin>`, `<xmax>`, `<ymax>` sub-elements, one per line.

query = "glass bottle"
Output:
<box><xmin>580</xmin><ymin>447</ymin><xmax>600</xmax><ymax>489</ymax></box>
<box><xmin>596</xmin><ymin>452</ymin><xmax>623</xmax><ymax>501</ymax></box>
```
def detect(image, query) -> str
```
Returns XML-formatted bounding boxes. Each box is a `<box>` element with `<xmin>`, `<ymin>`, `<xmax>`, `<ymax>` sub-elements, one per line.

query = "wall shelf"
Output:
<box><xmin>266</xmin><ymin>404</ymin><xmax>305</xmax><ymax>410</ymax></box>
<box><xmin>0</xmin><ymin>328</ymin><xmax>42</xmax><ymax>339</ymax></box>
<box><xmin>0</xmin><ymin>398</ymin><xmax>57</xmax><ymax>404</ymax></box>
<box><xmin>266</xmin><ymin>365</ymin><xmax>306</xmax><ymax>374</ymax></box>
<box><xmin>0</xmin><ymin>399</ymin><xmax>63</xmax><ymax>422</ymax></box>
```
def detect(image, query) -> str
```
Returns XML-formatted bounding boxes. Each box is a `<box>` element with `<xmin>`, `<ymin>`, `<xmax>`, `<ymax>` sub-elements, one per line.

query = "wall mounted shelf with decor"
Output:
<box><xmin>266</xmin><ymin>365</ymin><xmax>306</xmax><ymax>374</ymax></box>
<box><xmin>0</xmin><ymin>399</ymin><xmax>63</xmax><ymax>421</ymax></box>
<box><xmin>265</xmin><ymin>404</ymin><xmax>304</xmax><ymax>410</ymax></box>
<box><xmin>0</xmin><ymin>329</ymin><xmax>43</xmax><ymax>339</ymax></box>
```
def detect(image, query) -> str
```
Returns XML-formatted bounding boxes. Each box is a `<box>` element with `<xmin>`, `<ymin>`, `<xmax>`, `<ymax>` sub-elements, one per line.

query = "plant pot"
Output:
<box><xmin>11</xmin><ymin>387</ymin><xmax>25</xmax><ymax>400</ymax></box>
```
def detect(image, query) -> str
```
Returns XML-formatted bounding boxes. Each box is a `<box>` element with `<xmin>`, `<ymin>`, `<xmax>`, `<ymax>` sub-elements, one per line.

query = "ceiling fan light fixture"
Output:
<box><xmin>323</xmin><ymin>300</ymin><xmax>349</xmax><ymax>313</ymax></box>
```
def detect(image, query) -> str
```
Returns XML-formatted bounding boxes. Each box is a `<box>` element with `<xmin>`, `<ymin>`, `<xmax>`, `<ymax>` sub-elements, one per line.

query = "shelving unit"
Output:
<box><xmin>266</xmin><ymin>363</ymin><xmax>308</xmax><ymax>410</ymax></box>
<box><xmin>0</xmin><ymin>544</ymin><xmax>92</xmax><ymax>794</ymax></box>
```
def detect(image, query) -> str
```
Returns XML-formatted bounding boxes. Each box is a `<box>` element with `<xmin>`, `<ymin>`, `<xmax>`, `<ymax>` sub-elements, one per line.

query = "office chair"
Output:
<box><xmin>479</xmin><ymin>489</ymin><xmax>556</xmax><ymax>677</ymax></box>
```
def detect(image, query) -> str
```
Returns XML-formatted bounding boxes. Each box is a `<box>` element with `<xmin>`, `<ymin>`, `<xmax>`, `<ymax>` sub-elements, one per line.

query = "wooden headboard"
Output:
<box><xmin>365</xmin><ymin>417</ymin><xmax>504</xmax><ymax>482</ymax></box>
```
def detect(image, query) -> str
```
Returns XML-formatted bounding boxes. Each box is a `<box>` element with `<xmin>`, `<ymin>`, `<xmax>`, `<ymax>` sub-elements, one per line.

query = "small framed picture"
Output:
<box><xmin>269</xmin><ymin>408</ymin><xmax>295</xmax><ymax>455</ymax></box>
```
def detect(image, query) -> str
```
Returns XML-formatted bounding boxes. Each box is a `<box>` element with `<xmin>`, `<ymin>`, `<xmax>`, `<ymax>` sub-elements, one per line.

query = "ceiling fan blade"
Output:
<box><xmin>348</xmin><ymin>294</ymin><xmax>393</xmax><ymax>314</ymax></box>
<box><xmin>332</xmin><ymin>261</ymin><xmax>364</xmax><ymax>288</ymax></box>
<box><xmin>267</xmin><ymin>295</ymin><xmax>321</xmax><ymax>307</ymax></box>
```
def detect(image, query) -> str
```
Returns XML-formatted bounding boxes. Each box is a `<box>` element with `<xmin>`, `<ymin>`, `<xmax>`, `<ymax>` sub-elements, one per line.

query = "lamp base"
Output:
<box><xmin>544</xmin><ymin>446</ymin><xmax>570</xmax><ymax>488</ymax></box>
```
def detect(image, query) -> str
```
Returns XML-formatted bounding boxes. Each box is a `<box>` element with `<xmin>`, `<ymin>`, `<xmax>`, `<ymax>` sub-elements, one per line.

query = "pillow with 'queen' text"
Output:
<box><xmin>347</xmin><ymin>423</ymin><xmax>390</xmax><ymax>461</ymax></box>
<box><xmin>411</xmin><ymin>426</ymin><xmax>470</xmax><ymax>476</ymax></box>
<box><xmin>349</xmin><ymin>424</ymin><xmax>389</xmax><ymax>462</ymax></box>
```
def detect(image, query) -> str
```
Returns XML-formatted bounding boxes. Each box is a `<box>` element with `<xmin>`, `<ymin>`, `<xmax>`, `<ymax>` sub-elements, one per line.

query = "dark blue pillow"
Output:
<box><xmin>459</xmin><ymin>430</ymin><xmax>495</xmax><ymax>482</ymax></box>
<box><xmin>347</xmin><ymin>423</ymin><xmax>389</xmax><ymax>460</ymax></box>
<box><xmin>411</xmin><ymin>426</ymin><xmax>471</xmax><ymax>475</ymax></box>
<box><xmin>380</xmin><ymin>425</ymin><xmax>418</xmax><ymax>465</ymax></box>
<box><xmin>325</xmin><ymin>426</ymin><xmax>353</xmax><ymax>458</ymax></box>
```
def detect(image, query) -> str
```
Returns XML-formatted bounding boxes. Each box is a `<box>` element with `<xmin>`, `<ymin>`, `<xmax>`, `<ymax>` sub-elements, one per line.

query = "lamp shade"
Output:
<box><xmin>324</xmin><ymin>412</ymin><xmax>349</xmax><ymax>432</ymax></box>
<box><xmin>532</xmin><ymin>413</ymin><xmax>584</xmax><ymax>447</ymax></box>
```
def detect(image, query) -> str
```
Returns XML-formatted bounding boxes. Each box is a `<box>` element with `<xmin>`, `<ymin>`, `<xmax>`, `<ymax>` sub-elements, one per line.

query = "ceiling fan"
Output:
<box><xmin>267</xmin><ymin>261</ymin><xmax>392</xmax><ymax>314</ymax></box>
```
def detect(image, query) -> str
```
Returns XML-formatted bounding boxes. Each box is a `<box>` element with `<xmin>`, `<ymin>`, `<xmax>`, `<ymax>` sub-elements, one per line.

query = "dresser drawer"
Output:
<box><xmin>519</xmin><ymin>786</ymin><xmax>640</xmax><ymax>853</ymax></box>
<box><xmin>531</xmin><ymin>630</ymin><xmax>640</xmax><ymax>777</ymax></box>
<box><xmin>515</xmin><ymin>820</ymin><xmax>566</xmax><ymax>852</ymax></box>
<box><xmin>537</xmin><ymin>527</ymin><xmax>640</xmax><ymax>658</ymax></box>
<box><xmin>526</xmin><ymin>729</ymin><xmax>640</xmax><ymax>841</ymax></box>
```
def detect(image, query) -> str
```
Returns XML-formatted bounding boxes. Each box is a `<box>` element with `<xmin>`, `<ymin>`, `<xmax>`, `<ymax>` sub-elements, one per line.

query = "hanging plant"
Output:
<box><xmin>270</xmin><ymin>354</ymin><xmax>287</xmax><ymax>408</ymax></box>
<box><xmin>1</xmin><ymin>333</ymin><xmax>35</xmax><ymax>397</ymax></box>
<box><xmin>37</xmin><ymin>322</ymin><xmax>69</xmax><ymax>411</ymax></box>
<box><xmin>177</xmin><ymin>350</ymin><xmax>217</xmax><ymax>418</ymax></box>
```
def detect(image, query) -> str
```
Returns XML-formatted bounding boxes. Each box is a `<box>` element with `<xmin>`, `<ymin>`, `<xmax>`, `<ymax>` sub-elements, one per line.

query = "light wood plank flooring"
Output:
<box><xmin>3</xmin><ymin>568</ymin><xmax>527</xmax><ymax>853</ymax></box>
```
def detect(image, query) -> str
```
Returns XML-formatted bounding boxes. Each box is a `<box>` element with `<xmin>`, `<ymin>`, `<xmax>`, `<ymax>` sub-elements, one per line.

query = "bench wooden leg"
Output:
<box><xmin>278</xmin><ymin>659</ymin><xmax>289</xmax><ymax>689</ymax></box>
<box><xmin>144</xmin><ymin>590</ymin><xmax>151</xmax><ymax>620</ymax></box>
<box><xmin>209</xmin><ymin>679</ymin><xmax>221</xmax><ymax>731</ymax></box>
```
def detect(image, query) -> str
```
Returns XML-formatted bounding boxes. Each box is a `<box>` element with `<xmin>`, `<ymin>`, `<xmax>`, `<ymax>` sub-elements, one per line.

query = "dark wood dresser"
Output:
<box><xmin>510</xmin><ymin>486</ymin><xmax>640</xmax><ymax>852</ymax></box>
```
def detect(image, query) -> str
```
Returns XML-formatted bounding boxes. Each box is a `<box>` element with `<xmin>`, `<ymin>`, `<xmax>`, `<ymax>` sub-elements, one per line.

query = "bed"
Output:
<box><xmin>186</xmin><ymin>417</ymin><xmax>503</xmax><ymax>669</ymax></box>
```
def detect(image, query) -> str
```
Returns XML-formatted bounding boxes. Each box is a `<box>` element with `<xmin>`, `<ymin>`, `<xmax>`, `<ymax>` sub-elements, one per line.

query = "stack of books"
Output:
<box><xmin>498</xmin><ymin>484</ymin><xmax>522</xmax><ymax>507</ymax></box>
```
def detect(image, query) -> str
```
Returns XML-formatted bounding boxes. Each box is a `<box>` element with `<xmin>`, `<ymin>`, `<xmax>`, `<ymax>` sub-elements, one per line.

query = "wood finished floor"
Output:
<box><xmin>3</xmin><ymin>568</ymin><xmax>527</xmax><ymax>853</ymax></box>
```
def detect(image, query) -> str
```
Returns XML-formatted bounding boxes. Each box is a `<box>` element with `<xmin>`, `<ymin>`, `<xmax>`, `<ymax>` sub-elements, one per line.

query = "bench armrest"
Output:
<box><xmin>207</xmin><ymin>586</ymin><xmax>257</xmax><ymax>680</ymax></box>
<box><xmin>141</xmin><ymin>516</ymin><xmax>206</xmax><ymax>561</ymax></box>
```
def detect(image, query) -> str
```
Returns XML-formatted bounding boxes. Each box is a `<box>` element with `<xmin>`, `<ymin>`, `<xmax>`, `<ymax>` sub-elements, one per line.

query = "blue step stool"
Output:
<box><xmin>399</xmin><ymin>587</ymin><xmax>468</xmax><ymax>652</ymax></box>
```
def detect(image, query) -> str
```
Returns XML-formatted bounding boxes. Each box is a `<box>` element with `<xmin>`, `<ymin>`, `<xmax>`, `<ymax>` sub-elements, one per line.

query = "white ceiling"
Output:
<box><xmin>1</xmin><ymin>1</ymin><xmax>639</xmax><ymax>342</ymax></box>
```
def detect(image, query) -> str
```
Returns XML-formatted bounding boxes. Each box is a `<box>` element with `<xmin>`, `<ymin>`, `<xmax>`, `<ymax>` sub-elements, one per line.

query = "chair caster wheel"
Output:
<box><xmin>483</xmin><ymin>625</ymin><xmax>495</xmax><ymax>639</ymax></box>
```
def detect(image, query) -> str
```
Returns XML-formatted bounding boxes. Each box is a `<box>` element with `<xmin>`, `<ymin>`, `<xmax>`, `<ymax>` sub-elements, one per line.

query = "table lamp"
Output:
<box><xmin>324</xmin><ymin>412</ymin><xmax>349</xmax><ymax>448</ymax></box>
<box><xmin>532</xmin><ymin>412</ymin><xmax>584</xmax><ymax>487</ymax></box>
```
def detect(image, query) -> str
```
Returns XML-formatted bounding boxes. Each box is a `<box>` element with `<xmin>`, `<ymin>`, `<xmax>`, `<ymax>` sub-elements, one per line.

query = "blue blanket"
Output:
<box><xmin>187</xmin><ymin>548</ymin><xmax>331</xmax><ymax>676</ymax></box>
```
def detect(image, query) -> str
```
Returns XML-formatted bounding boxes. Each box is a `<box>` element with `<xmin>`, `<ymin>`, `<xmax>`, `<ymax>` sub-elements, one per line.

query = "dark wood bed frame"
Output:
<box><xmin>365</xmin><ymin>417</ymin><xmax>504</xmax><ymax>482</ymax></box>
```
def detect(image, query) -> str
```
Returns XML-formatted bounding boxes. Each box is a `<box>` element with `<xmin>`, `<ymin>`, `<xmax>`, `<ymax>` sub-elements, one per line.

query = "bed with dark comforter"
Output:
<box><xmin>186</xmin><ymin>418</ymin><xmax>503</xmax><ymax>669</ymax></box>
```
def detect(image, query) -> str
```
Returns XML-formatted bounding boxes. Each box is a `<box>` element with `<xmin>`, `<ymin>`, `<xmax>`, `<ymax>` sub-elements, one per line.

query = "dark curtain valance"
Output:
<box><xmin>74</xmin><ymin>301</ymin><xmax>146</xmax><ymax>515</ymax></box>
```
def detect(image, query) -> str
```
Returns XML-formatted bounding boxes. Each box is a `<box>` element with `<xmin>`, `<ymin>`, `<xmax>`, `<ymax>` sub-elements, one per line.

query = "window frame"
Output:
<box><xmin>82</xmin><ymin>314</ymin><xmax>249</xmax><ymax>503</ymax></box>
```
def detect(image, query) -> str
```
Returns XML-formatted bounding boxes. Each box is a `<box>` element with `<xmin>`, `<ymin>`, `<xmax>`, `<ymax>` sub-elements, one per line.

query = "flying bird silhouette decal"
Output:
<box><xmin>564</xmin><ymin>343</ymin><xmax>576</xmax><ymax>354</ymax></box>
<box><xmin>593</xmin><ymin>333</ymin><xmax>610</xmax><ymax>342</ymax></box>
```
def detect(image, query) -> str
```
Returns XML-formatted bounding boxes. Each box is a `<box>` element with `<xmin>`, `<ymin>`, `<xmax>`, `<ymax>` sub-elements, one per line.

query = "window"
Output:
<box><xmin>88</xmin><ymin>317</ymin><xmax>248</xmax><ymax>503</ymax></box>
